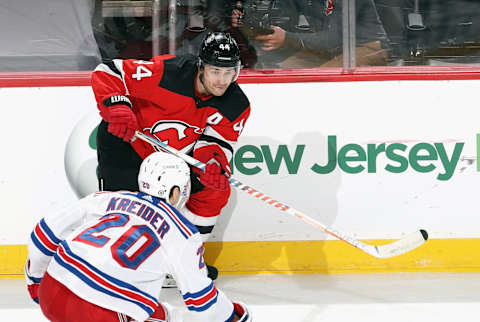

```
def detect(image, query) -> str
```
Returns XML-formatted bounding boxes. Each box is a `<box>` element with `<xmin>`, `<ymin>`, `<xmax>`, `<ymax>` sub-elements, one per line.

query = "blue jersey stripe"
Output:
<box><xmin>157</xmin><ymin>206</ymin><xmax>190</xmax><ymax>239</ymax></box>
<box><xmin>61</xmin><ymin>243</ymin><xmax>157</xmax><ymax>303</ymax></box>
<box><xmin>53</xmin><ymin>254</ymin><xmax>154</xmax><ymax>315</ymax></box>
<box><xmin>30</xmin><ymin>231</ymin><xmax>55</xmax><ymax>256</ymax></box>
<box><xmin>186</xmin><ymin>294</ymin><xmax>218</xmax><ymax>312</ymax></box>
<box><xmin>25</xmin><ymin>265</ymin><xmax>42</xmax><ymax>284</ymax></box>
<box><xmin>123</xmin><ymin>192</ymin><xmax>198</xmax><ymax>239</ymax></box>
<box><xmin>54</xmin><ymin>246</ymin><xmax>155</xmax><ymax>315</ymax></box>
<box><xmin>162</xmin><ymin>203</ymin><xmax>198</xmax><ymax>234</ymax></box>
<box><xmin>183</xmin><ymin>281</ymin><xmax>219</xmax><ymax>311</ymax></box>
<box><xmin>39</xmin><ymin>219</ymin><xmax>61</xmax><ymax>244</ymax></box>
<box><xmin>183</xmin><ymin>281</ymin><xmax>214</xmax><ymax>299</ymax></box>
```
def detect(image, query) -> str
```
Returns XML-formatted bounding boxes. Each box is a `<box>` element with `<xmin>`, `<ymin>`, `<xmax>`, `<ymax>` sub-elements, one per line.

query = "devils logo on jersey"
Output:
<box><xmin>148</xmin><ymin>121</ymin><xmax>203</xmax><ymax>153</ymax></box>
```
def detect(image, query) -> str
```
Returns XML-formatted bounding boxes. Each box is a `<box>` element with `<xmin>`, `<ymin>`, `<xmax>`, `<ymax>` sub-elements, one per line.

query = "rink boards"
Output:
<box><xmin>1</xmin><ymin>80</ymin><xmax>480</xmax><ymax>276</ymax></box>
<box><xmin>2</xmin><ymin>238</ymin><xmax>480</xmax><ymax>277</ymax></box>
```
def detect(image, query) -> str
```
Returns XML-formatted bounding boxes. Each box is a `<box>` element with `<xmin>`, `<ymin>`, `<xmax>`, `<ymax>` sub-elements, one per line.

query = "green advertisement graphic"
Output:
<box><xmin>232</xmin><ymin>136</ymin><xmax>467</xmax><ymax>181</ymax></box>
<box><xmin>85</xmin><ymin>129</ymin><xmax>473</xmax><ymax>181</ymax></box>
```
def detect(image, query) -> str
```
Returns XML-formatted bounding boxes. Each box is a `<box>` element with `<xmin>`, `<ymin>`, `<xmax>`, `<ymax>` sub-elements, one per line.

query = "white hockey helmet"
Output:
<box><xmin>138</xmin><ymin>152</ymin><xmax>191</xmax><ymax>209</ymax></box>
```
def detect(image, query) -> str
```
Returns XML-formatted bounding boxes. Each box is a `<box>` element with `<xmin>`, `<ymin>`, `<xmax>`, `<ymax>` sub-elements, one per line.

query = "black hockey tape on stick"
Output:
<box><xmin>134</xmin><ymin>131</ymin><xmax>428</xmax><ymax>259</ymax></box>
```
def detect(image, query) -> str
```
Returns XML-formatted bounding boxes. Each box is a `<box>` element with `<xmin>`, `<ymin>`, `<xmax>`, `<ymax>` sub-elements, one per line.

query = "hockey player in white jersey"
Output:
<box><xmin>25</xmin><ymin>152</ymin><xmax>251</xmax><ymax>322</ymax></box>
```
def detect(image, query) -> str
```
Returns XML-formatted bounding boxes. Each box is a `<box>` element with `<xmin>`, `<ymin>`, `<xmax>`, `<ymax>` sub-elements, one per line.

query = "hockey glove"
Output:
<box><xmin>25</xmin><ymin>259</ymin><xmax>41</xmax><ymax>304</ymax></box>
<box><xmin>199</xmin><ymin>163</ymin><xmax>229</xmax><ymax>191</ymax></box>
<box><xmin>106</xmin><ymin>105</ymin><xmax>139</xmax><ymax>142</ymax></box>
<box><xmin>193</xmin><ymin>146</ymin><xmax>231</xmax><ymax>191</ymax></box>
<box><xmin>233</xmin><ymin>302</ymin><xmax>252</xmax><ymax>322</ymax></box>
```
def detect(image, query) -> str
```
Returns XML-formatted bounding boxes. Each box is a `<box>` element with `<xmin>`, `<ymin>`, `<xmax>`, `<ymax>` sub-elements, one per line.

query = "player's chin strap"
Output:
<box><xmin>134</xmin><ymin>131</ymin><xmax>428</xmax><ymax>259</ymax></box>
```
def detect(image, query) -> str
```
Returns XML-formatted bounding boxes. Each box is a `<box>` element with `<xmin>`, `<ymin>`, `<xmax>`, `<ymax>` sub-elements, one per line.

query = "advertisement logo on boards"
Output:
<box><xmin>232</xmin><ymin>135</ymin><xmax>471</xmax><ymax>181</ymax></box>
<box><xmin>64</xmin><ymin>113</ymin><xmax>479</xmax><ymax>199</ymax></box>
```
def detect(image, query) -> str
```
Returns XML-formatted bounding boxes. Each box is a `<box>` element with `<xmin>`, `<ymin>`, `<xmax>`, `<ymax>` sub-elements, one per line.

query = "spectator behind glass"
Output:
<box><xmin>376</xmin><ymin>0</ymin><xmax>480</xmax><ymax>66</ymax></box>
<box><xmin>91</xmin><ymin>0</ymin><xmax>213</xmax><ymax>62</ymax></box>
<box><xmin>232</xmin><ymin>0</ymin><xmax>390</xmax><ymax>68</ymax></box>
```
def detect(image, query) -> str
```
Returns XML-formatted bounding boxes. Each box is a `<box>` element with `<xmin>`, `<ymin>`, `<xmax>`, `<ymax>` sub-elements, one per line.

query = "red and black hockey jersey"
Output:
<box><xmin>91</xmin><ymin>55</ymin><xmax>251</xmax><ymax>163</ymax></box>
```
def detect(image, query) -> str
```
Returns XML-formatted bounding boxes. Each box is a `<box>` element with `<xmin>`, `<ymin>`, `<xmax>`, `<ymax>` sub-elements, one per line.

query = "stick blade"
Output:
<box><xmin>374</xmin><ymin>229</ymin><xmax>428</xmax><ymax>259</ymax></box>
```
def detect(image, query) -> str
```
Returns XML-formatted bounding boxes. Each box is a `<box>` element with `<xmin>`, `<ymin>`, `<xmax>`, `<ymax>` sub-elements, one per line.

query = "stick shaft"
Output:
<box><xmin>134</xmin><ymin>131</ymin><xmax>426</xmax><ymax>258</ymax></box>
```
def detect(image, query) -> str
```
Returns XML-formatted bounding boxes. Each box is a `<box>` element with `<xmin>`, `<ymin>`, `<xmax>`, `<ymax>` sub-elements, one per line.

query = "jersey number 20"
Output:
<box><xmin>73</xmin><ymin>213</ymin><xmax>160</xmax><ymax>269</ymax></box>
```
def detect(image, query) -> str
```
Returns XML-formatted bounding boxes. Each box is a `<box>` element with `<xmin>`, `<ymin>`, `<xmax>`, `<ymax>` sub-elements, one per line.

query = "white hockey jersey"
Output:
<box><xmin>26</xmin><ymin>191</ymin><xmax>236</xmax><ymax>322</ymax></box>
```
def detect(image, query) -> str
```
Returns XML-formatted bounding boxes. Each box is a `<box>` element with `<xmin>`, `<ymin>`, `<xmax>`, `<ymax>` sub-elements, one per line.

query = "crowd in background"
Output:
<box><xmin>2</xmin><ymin>0</ymin><xmax>480</xmax><ymax>72</ymax></box>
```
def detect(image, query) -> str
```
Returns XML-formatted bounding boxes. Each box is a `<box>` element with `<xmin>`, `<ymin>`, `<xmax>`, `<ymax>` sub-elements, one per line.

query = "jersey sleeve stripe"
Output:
<box><xmin>198</xmin><ymin>134</ymin><xmax>234</xmax><ymax>155</ymax></box>
<box><xmin>113</xmin><ymin>59</ymin><xmax>130</xmax><ymax>96</ymax></box>
<box><xmin>195</xmin><ymin>127</ymin><xmax>236</xmax><ymax>162</ymax></box>
<box><xmin>31</xmin><ymin>230</ymin><xmax>56</xmax><ymax>255</ymax></box>
<box><xmin>94</xmin><ymin>63</ymin><xmax>123</xmax><ymax>81</ymax></box>
<box><xmin>30</xmin><ymin>219</ymin><xmax>61</xmax><ymax>256</ymax></box>
<box><xmin>63</xmin><ymin>242</ymin><xmax>157</xmax><ymax>304</ymax></box>
<box><xmin>182</xmin><ymin>282</ymin><xmax>219</xmax><ymax>311</ymax></box>
<box><xmin>184</xmin><ymin>287</ymin><xmax>218</xmax><ymax>307</ymax></box>
<box><xmin>104</xmin><ymin>61</ymin><xmax>122</xmax><ymax>77</ymax></box>
<box><xmin>24</xmin><ymin>262</ymin><xmax>42</xmax><ymax>284</ymax></box>
<box><xmin>54</xmin><ymin>243</ymin><xmax>158</xmax><ymax>315</ymax></box>
<box><xmin>186</xmin><ymin>295</ymin><xmax>218</xmax><ymax>312</ymax></box>
<box><xmin>30</xmin><ymin>232</ymin><xmax>55</xmax><ymax>256</ymax></box>
<box><xmin>95</xmin><ymin>60</ymin><xmax>130</xmax><ymax>96</ymax></box>
<box><xmin>124</xmin><ymin>192</ymin><xmax>196</xmax><ymax>239</ymax></box>
<box><xmin>198</xmin><ymin>128</ymin><xmax>235</xmax><ymax>154</ymax></box>
<box><xmin>157</xmin><ymin>207</ymin><xmax>189</xmax><ymax>239</ymax></box>
<box><xmin>194</xmin><ymin>141</ymin><xmax>233</xmax><ymax>164</ymax></box>
<box><xmin>40</xmin><ymin>219</ymin><xmax>62</xmax><ymax>244</ymax></box>
<box><xmin>183</xmin><ymin>280</ymin><xmax>215</xmax><ymax>298</ymax></box>
<box><xmin>158</xmin><ymin>203</ymin><xmax>197</xmax><ymax>238</ymax></box>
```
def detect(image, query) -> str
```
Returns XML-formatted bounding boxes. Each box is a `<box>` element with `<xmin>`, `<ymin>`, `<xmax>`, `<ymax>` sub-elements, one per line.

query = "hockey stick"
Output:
<box><xmin>134</xmin><ymin>131</ymin><xmax>428</xmax><ymax>259</ymax></box>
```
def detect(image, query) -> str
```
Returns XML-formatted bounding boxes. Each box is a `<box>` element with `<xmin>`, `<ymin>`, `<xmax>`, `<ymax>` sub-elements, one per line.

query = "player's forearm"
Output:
<box><xmin>91</xmin><ymin>62</ymin><xmax>130</xmax><ymax>113</ymax></box>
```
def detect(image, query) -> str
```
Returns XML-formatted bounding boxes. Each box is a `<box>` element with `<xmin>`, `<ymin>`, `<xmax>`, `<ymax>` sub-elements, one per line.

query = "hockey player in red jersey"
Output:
<box><xmin>91</xmin><ymin>32</ymin><xmax>251</xmax><ymax>280</ymax></box>
<box><xmin>25</xmin><ymin>152</ymin><xmax>251</xmax><ymax>322</ymax></box>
